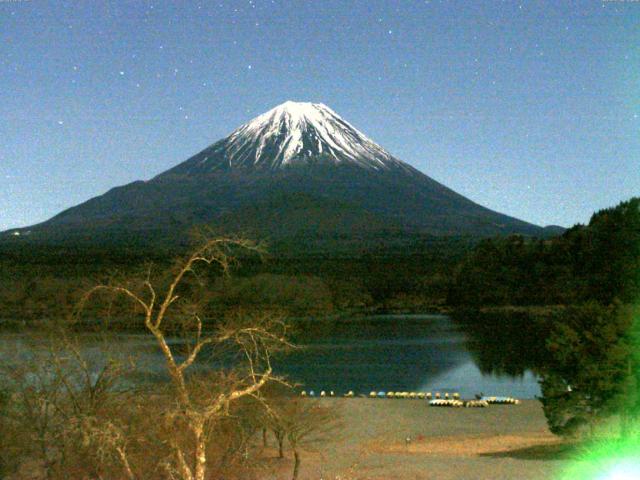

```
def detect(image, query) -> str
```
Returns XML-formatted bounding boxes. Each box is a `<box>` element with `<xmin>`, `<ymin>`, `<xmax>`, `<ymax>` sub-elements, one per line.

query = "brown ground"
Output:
<box><xmin>260</xmin><ymin>398</ymin><xmax>571</xmax><ymax>480</ymax></box>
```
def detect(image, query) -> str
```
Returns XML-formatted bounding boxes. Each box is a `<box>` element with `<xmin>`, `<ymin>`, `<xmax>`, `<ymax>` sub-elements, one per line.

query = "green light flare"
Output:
<box><xmin>556</xmin><ymin>299</ymin><xmax>640</xmax><ymax>480</ymax></box>
<box><xmin>597</xmin><ymin>461</ymin><xmax>640</xmax><ymax>480</ymax></box>
<box><xmin>557</xmin><ymin>438</ymin><xmax>640</xmax><ymax>480</ymax></box>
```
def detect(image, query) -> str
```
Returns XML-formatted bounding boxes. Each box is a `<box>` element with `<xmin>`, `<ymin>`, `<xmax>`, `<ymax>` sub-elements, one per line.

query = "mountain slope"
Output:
<box><xmin>2</xmin><ymin>101</ymin><xmax>546</xmax><ymax>247</ymax></box>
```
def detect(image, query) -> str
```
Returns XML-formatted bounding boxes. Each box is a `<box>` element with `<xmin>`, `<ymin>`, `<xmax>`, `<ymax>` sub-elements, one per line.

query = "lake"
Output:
<box><xmin>0</xmin><ymin>314</ymin><xmax>541</xmax><ymax>399</ymax></box>
<box><xmin>282</xmin><ymin>314</ymin><xmax>540</xmax><ymax>398</ymax></box>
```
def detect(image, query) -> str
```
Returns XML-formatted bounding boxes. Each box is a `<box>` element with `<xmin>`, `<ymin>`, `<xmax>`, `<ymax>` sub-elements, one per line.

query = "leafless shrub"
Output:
<box><xmin>260</xmin><ymin>384</ymin><xmax>341</xmax><ymax>480</ymax></box>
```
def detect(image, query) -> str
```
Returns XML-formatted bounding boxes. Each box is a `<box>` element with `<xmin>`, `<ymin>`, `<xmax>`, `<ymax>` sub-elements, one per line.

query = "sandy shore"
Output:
<box><xmin>261</xmin><ymin>398</ymin><xmax>570</xmax><ymax>480</ymax></box>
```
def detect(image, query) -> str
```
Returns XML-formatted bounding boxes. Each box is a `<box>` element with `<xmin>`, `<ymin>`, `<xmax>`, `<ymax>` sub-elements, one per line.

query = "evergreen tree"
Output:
<box><xmin>539</xmin><ymin>303</ymin><xmax>637</xmax><ymax>438</ymax></box>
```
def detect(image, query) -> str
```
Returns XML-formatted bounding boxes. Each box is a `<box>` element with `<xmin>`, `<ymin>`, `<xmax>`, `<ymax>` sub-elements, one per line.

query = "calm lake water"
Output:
<box><xmin>282</xmin><ymin>314</ymin><xmax>540</xmax><ymax>399</ymax></box>
<box><xmin>0</xmin><ymin>314</ymin><xmax>541</xmax><ymax>399</ymax></box>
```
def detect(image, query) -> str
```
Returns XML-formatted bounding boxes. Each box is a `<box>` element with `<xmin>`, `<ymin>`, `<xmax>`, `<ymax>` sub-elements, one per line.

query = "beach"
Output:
<box><xmin>261</xmin><ymin>398</ymin><xmax>568</xmax><ymax>480</ymax></box>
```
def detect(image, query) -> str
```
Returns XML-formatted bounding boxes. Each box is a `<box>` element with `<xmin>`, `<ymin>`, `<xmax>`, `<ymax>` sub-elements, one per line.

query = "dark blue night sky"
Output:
<box><xmin>1</xmin><ymin>0</ymin><xmax>638</xmax><ymax>230</ymax></box>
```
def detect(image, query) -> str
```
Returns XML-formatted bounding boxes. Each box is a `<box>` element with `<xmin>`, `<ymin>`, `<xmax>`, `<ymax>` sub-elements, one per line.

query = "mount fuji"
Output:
<box><xmin>4</xmin><ymin>101</ymin><xmax>546</xmax><ymax>247</ymax></box>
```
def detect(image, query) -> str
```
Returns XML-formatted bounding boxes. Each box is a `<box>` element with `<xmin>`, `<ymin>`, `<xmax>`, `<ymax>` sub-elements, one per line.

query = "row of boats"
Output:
<box><xmin>299</xmin><ymin>390</ymin><xmax>520</xmax><ymax>407</ymax></box>
<box><xmin>428</xmin><ymin>397</ymin><xmax>520</xmax><ymax>407</ymax></box>
<box><xmin>368</xmin><ymin>391</ymin><xmax>460</xmax><ymax>400</ymax></box>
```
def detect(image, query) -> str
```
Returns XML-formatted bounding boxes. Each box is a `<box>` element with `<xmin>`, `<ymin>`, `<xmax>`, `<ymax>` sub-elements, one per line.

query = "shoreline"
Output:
<box><xmin>0</xmin><ymin>304</ymin><xmax>571</xmax><ymax>332</ymax></box>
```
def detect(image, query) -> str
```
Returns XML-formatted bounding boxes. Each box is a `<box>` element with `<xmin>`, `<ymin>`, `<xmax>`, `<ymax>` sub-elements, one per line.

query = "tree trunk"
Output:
<box><xmin>262</xmin><ymin>427</ymin><xmax>268</xmax><ymax>448</ymax></box>
<box><xmin>193</xmin><ymin>428</ymin><xmax>207</xmax><ymax>480</ymax></box>
<box><xmin>116</xmin><ymin>446</ymin><xmax>136</xmax><ymax>480</ymax></box>
<box><xmin>174</xmin><ymin>446</ymin><xmax>194</xmax><ymax>480</ymax></box>
<box><xmin>274</xmin><ymin>431</ymin><xmax>284</xmax><ymax>458</ymax></box>
<box><xmin>292</xmin><ymin>449</ymin><xmax>301</xmax><ymax>480</ymax></box>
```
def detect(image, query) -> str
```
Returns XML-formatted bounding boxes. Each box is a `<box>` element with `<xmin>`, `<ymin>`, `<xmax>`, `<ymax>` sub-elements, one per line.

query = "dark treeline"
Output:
<box><xmin>2</xmin><ymin>198</ymin><xmax>638</xmax><ymax>325</ymax></box>
<box><xmin>448</xmin><ymin>197</ymin><xmax>640</xmax><ymax>307</ymax></box>
<box><xmin>0</xmin><ymin>236</ymin><xmax>474</xmax><ymax>324</ymax></box>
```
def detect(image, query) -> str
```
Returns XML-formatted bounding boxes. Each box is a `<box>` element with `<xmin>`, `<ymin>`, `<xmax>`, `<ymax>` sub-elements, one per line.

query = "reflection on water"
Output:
<box><xmin>420</xmin><ymin>360</ymin><xmax>540</xmax><ymax>399</ymax></box>
<box><xmin>452</xmin><ymin>310</ymin><xmax>552</xmax><ymax>378</ymax></box>
<box><xmin>0</xmin><ymin>313</ymin><xmax>544</xmax><ymax>399</ymax></box>
<box><xmin>282</xmin><ymin>314</ymin><xmax>541</xmax><ymax>398</ymax></box>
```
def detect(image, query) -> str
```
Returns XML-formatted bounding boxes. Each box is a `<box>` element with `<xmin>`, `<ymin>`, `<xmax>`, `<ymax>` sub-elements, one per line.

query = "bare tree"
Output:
<box><xmin>261</xmin><ymin>391</ymin><xmax>340</xmax><ymax>480</ymax></box>
<box><xmin>1</xmin><ymin>348</ymin><xmax>63</xmax><ymax>479</ymax></box>
<box><xmin>286</xmin><ymin>400</ymin><xmax>339</xmax><ymax>480</ymax></box>
<box><xmin>77</xmin><ymin>237</ymin><xmax>291</xmax><ymax>480</ymax></box>
<box><xmin>0</xmin><ymin>328</ymin><xmax>137</xmax><ymax>480</ymax></box>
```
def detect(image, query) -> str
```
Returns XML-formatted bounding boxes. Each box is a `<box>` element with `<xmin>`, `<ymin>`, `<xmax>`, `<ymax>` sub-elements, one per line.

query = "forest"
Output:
<box><xmin>448</xmin><ymin>197</ymin><xmax>640</xmax><ymax>307</ymax></box>
<box><xmin>0</xmin><ymin>198</ymin><xmax>638</xmax><ymax>324</ymax></box>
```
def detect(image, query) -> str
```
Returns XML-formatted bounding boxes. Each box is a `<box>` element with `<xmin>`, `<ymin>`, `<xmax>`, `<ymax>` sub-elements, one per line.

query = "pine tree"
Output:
<box><xmin>539</xmin><ymin>303</ymin><xmax>637</xmax><ymax>438</ymax></box>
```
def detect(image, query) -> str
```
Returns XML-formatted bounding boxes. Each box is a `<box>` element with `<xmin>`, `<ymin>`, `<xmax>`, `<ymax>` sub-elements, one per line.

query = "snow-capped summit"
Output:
<box><xmin>161</xmin><ymin>101</ymin><xmax>414</xmax><ymax>175</ymax></box>
<box><xmin>225</xmin><ymin>101</ymin><xmax>397</xmax><ymax>168</ymax></box>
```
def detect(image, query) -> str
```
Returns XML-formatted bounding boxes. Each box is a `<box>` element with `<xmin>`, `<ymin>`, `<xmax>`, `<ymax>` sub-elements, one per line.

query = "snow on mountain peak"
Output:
<box><xmin>161</xmin><ymin>101</ymin><xmax>416</xmax><ymax>175</ymax></box>
<box><xmin>190</xmin><ymin>101</ymin><xmax>412</xmax><ymax>172</ymax></box>
<box><xmin>221</xmin><ymin>100</ymin><xmax>400</xmax><ymax>169</ymax></box>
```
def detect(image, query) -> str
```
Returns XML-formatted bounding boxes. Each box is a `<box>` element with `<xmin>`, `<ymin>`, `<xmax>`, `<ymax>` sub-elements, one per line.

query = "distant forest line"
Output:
<box><xmin>0</xmin><ymin>197</ymin><xmax>637</xmax><ymax>325</ymax></box>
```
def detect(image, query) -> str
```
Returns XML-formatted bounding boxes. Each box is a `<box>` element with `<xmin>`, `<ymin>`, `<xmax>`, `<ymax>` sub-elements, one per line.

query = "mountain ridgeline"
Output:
<box><xmin>4</xmin><ymin>101</ymin><xmax>547</xmax><ymax>248</ymax></box>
